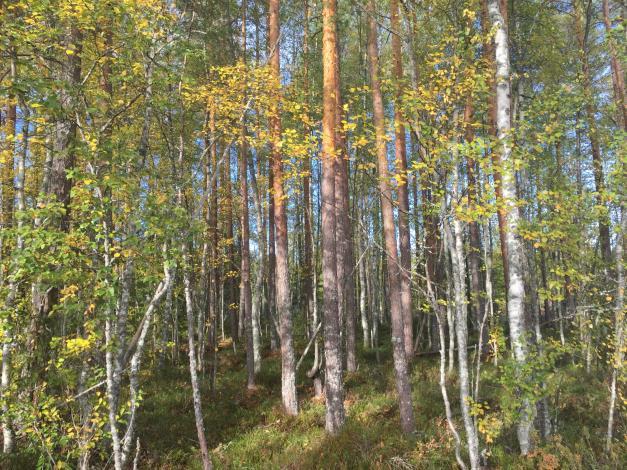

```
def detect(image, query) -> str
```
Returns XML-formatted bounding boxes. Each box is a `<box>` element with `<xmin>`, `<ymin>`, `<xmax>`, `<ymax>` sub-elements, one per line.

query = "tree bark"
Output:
<box><xmin>488</xmin><ymin>0</ymin><xmax>534</xmax><ymax>454</ymax></box>
<box><xmin>268</xmin><ymin>0</ymin><xmax>298</xmax><ymax>416</ymax></box>
<box><xmin>574</xmin><ymin>1</ymin><xmax>612</xmax><ymax>264</ymax></box>
<box><xmin>183</xmin><ymin>260</ymin><xmax>213</xmax><ymax>470</ymax></box>
<box><xmin>1</xmin><ymin>47</ymin><xmax>16</xmax><ymax>240</ymax></box>
<box><xmin>240</xmin><ymin>0</ymin><xmax>255</xmax><ymax>390</ymax></box>
<box><xmin>464</xmin><ymin>99</ymin><xmax>485</xmax><ymax>329</ymax></box>
<box><xmin>302</xmin><ymin>0</ymin><xmax>315</xmax><ymax>368</ymax></box>
<box><xmin>27</xmin><ymin>24</ymin><xmax>82</xmax><ymax>389</ymax></box>
<box><xmin>268</xmin><ymin>163</ymin><xmax>279</xmax><ymax>350</ymax></box>
<box><xmin>602</xmin><ymin>0</ymin><xmax>626</xmax><ymax>131</ymax></box>
<box><xmin>321</xmin><ymin>0</ymin><xmax>346</xmax><ymax>433</ymax></box>
<box><xmin>606</xmin><ymin>205</ymin><xmax>625</xmax><ymax>451</ymax></box>
<box><xmin>332</xmin><ymin>26</ymin><xmax>357</xmax><ymax>373</ymax></box>
<box><xmin>482</xmin><ymin>0</ymin><xmax>510</xmax><ymax>292</ymax></box>
<box><xmin>358</xmin><ymin>213</ymin><xmax>370</xmax><ymax>348</ymax></box>
<box><xmin>249</xmin><ymin>154</ymin><xmax>265</xmax><ymax>375</ymax></box>
<box><xmin>443</xmin><ymin>198</ymin><xmax>480</xmax><ymax>469</ymax></box>
<box><xmin>1</xmin><ymin>90</ymin><xmax>27</xmax><ymax>454</ymax></box>
<box><xmin>391</xmin><ymin>0</ymin><xmax>413</xmax><ymax>360</ymax></box>
<box><xmin>223</xmin><ymin>147</ymin><xmax>237</xmax><ymax>345</ymax></box>
<box><xmin>366</xmin><ymin>0</ymin><xmax>415</xmax><ymax>434</ymax></box>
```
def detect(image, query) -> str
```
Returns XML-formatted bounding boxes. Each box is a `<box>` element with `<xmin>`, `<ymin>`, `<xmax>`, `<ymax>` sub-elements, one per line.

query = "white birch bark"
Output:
<box><xmin>121</xmin><ymin>260</ymin><xmax>173</xmax><ymax>466</ymax></box>
<box><xmin>488</xmin><ymin>0</ymin><xmax>534</xmax><ymax>454</ymax></box>
<box><xmin>183</xmin><ymin>253</ymin><xmax>212</xmax><ymax>469</ymax></box>
<box><xmin>1</xmin><ymin>95</ymin><xmax>27</xmax><ymax>454</ymax></box>
<box><xmin>606</xmin><ymin>207</ymin><xmax>625</xmax><ymax>452</ymax></box>
<box><xmin>425</xmin><ymin>264</ymin><xmax>466</xmax><ymax>469</ymax></box>
<box><xmin>443</xmin><ymin>176</ymin><xmax>480</xmax><ymax>470</ymax></box>
<box><xmin>248</xmin><ymin>157</ymin><xmax>264</xmax><ymax>373</ymax></box>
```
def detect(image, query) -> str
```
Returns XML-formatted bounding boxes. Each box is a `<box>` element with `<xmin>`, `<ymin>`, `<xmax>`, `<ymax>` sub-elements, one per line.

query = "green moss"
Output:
<box><xmin>131</xmin><ymin>342</ymin><xmax>625</xmax><ymax>469</ymax></box>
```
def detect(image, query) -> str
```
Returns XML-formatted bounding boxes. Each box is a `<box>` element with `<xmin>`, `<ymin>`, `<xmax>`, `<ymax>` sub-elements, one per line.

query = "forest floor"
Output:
<box><xmin>136</xmin><ymin>333</ymin><xmax>625</xmax><ymax>469</ymax></box>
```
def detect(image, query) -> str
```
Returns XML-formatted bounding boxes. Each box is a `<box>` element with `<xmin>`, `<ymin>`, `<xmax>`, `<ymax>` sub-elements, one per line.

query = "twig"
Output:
<box><xmin>296</xmin><ymin>322</ymin><xmax>322</xmax><ymax>371</ymax></box>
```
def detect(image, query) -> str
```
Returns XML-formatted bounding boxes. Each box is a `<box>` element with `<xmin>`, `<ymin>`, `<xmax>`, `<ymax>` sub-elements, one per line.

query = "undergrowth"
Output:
<box><xmin>132</xmin><ymin>336</ymin><xmax>625</xmax><ymax>469</ymax></box>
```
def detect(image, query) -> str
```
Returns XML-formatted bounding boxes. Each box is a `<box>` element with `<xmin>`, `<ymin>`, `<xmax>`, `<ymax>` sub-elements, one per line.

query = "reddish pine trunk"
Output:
<box><xmin>366</xmin><ymin>1</ymin><xmax>415</xmax><ymax>434</ymax></box>
<box><xmin>268</xmin><ymin>0</ymin><xmax>298</xmax><ymax>416</ymax></box>
<box><xmin>268</xmin><ymin>165</ymin><xmax>278</xmax><ymax>350</ymax></box>
<box><xmin>602</xmin><ymin>0</ymin><xmax>627</xmax><ymax>131</ymax></box>
<box><xmin>391</xmin><ymin>0</ymin><xmax>413</xmax><ymax>359</ymax></box>
<box><xmin>321</xmin><ymin>0</ymin><xmax>346</xmax><ymax>433</ymax></box>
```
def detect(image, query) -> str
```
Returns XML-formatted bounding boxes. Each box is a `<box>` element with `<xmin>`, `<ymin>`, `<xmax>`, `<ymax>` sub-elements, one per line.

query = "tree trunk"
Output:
<box><xmin>240</xmin><ymin>0</ymin><xmax>255</xmax><ymax>390</ymax></box>
<box><xmin>27</xmin><ymin>25</ymin><xmax>82</xmax><ymax>387</ymax></box>
<box><xmin>366</xmin><ymin>0</ymin><xmax>415</xmax><ymax>434</ymax></box>
<box><xmin>358</xmin><ymin>217</ymin><xmax>370</xmax><ymax>348</ymax></box>
<box><xmin>464</xmin><ymin>99</ymin><xmax>485</xmax><ymax>329</ymax></box>
<box><xmin>1</xmin><ymin>90</ymin><xmax>27</xmax><ymax>454</ymax></box>
<box><xmin>443</xmin><ymin>197</ymin><xmax>480</xmax><ymax>469</ymax></box>
<box><xmin>302</xmin><ymin>0</ymin><xmax>315</xmax><ymax>370</ymax></box>
<box><xmin>321</xmin><ymin>0</ymin><xmax>346</xmax><ymax>434</ymax></box>
<box><xmin>1</xmin><ymin>48</ymin><xmax>16</xmax><ymax>239</ymax></box>
<box><xmin>391</xmin><ymin>0</ymin><xmax>413</xmax><ymax>360</ymax></box>
<box><xmin>488</xmin><ymin>0</ymin><xmax>534</xmax><ymax>454</ymax></box>
<box><xmin>482</xmin><ymin>0</ymin><xmax>510</xmax><ymax>292</ymax></box>
<box><xmin>268</xmin><ymin>0</ymin><xmax>298</xmax><ymax>416</ymax></box>
<box><xmin>183</xmin><ymin>260</ymin><xmax>213</xmax><ymax>470</ymax></box>
<box><xmin>332</xmin><ymin>29</ymin><xmax>357</xmax><ymax>373</ymax></box>
<box><xmin>574</xmin><ymin>2</ymin><xmax>612</xmax><ymax>264</ymax></box>
<box><xmin>427</xmin><ymin>271</ymin><xmax>466</xmax><ymax>469</ymax></box>
<box><xmin>602</xmin><ymin>0</ymin><xmax>626</xmax><ymax>131</ymax></box>
<box><xmin>209</xmin><ymin>107</ymin><xmax>220</xmax><ymax>363</ymax></box>
<box><xmin>249</xmin><ymin>154</ymin><xmax>265</xmax><ymax>375</ymax></box>
<box><xmin>223</xmin><ymin>149</ymin><xmax>238</xmax><ymax>345</ymax></box>
<box><xmin>606</xmin><ymin>205</ymin><xmax>625</xmax><ymax>451</ymax></box>
<box><xmin>268</xmin><ymin>163</ymin><xmax>279</xmax><ymax>350</ymax></box>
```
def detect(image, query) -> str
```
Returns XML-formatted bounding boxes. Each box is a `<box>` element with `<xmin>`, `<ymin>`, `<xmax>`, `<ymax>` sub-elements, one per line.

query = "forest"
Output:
<box><xmin>0</xmin><ymin>0</ymin><xmax>625</xmax><ymax>468</ymax></box>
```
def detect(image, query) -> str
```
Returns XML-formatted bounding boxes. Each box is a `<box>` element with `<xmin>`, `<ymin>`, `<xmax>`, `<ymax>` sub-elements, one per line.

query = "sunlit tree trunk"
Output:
<box><xmin>391</xmin><ymin>0</ymin><xmax>413</xmax><ymax>359</ymax></box>
<box><xmin>1</xmin><ymin>47</ymin><xmax>16</xmax><ymax>252</ymax></box>
<box><xmin>482</xmin><ymin>0</ymin><xmax>509</xmax><ymax>292</ymax></box>
<box><xmin>268</xmin><ymin>0</ymin><xmax>298</xmax><ymax>416</ymax></box>
<box><xmin>488</xmin><ymin>0</ymin><xmax>534</xmax><ymax>454</ymax></box>
<box><xmin>321</xmin><ymin>0</ymin><xmax>346</xmax><ymax>433</ymax></box>
<box><xmin>443</xmin><ymin>184</ymin><xmax>480</xmax><ymax>469</ymax></box>
<box><xmin>183</xmin><ymin>261</ymin><xmax>212</xmax><ymax>470</ymax></box>
<box><xmin>366</xmin><ymin>0</ymin><xmax>415</xmax><ymax>434</ymax></box>
<box><xmin>606</xmin><ymin>204</ymin><xmax>625</xmax><ymax>451</ymax></box>
<box><xmin>1</xmin><ymin>65</ymin><xmax>25</xmax><ymax>452</ymax></box>
<box><xmin>602</xmin><ymin>0</ymin><xmax>626</xmax><ymax>131</ymax></box>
